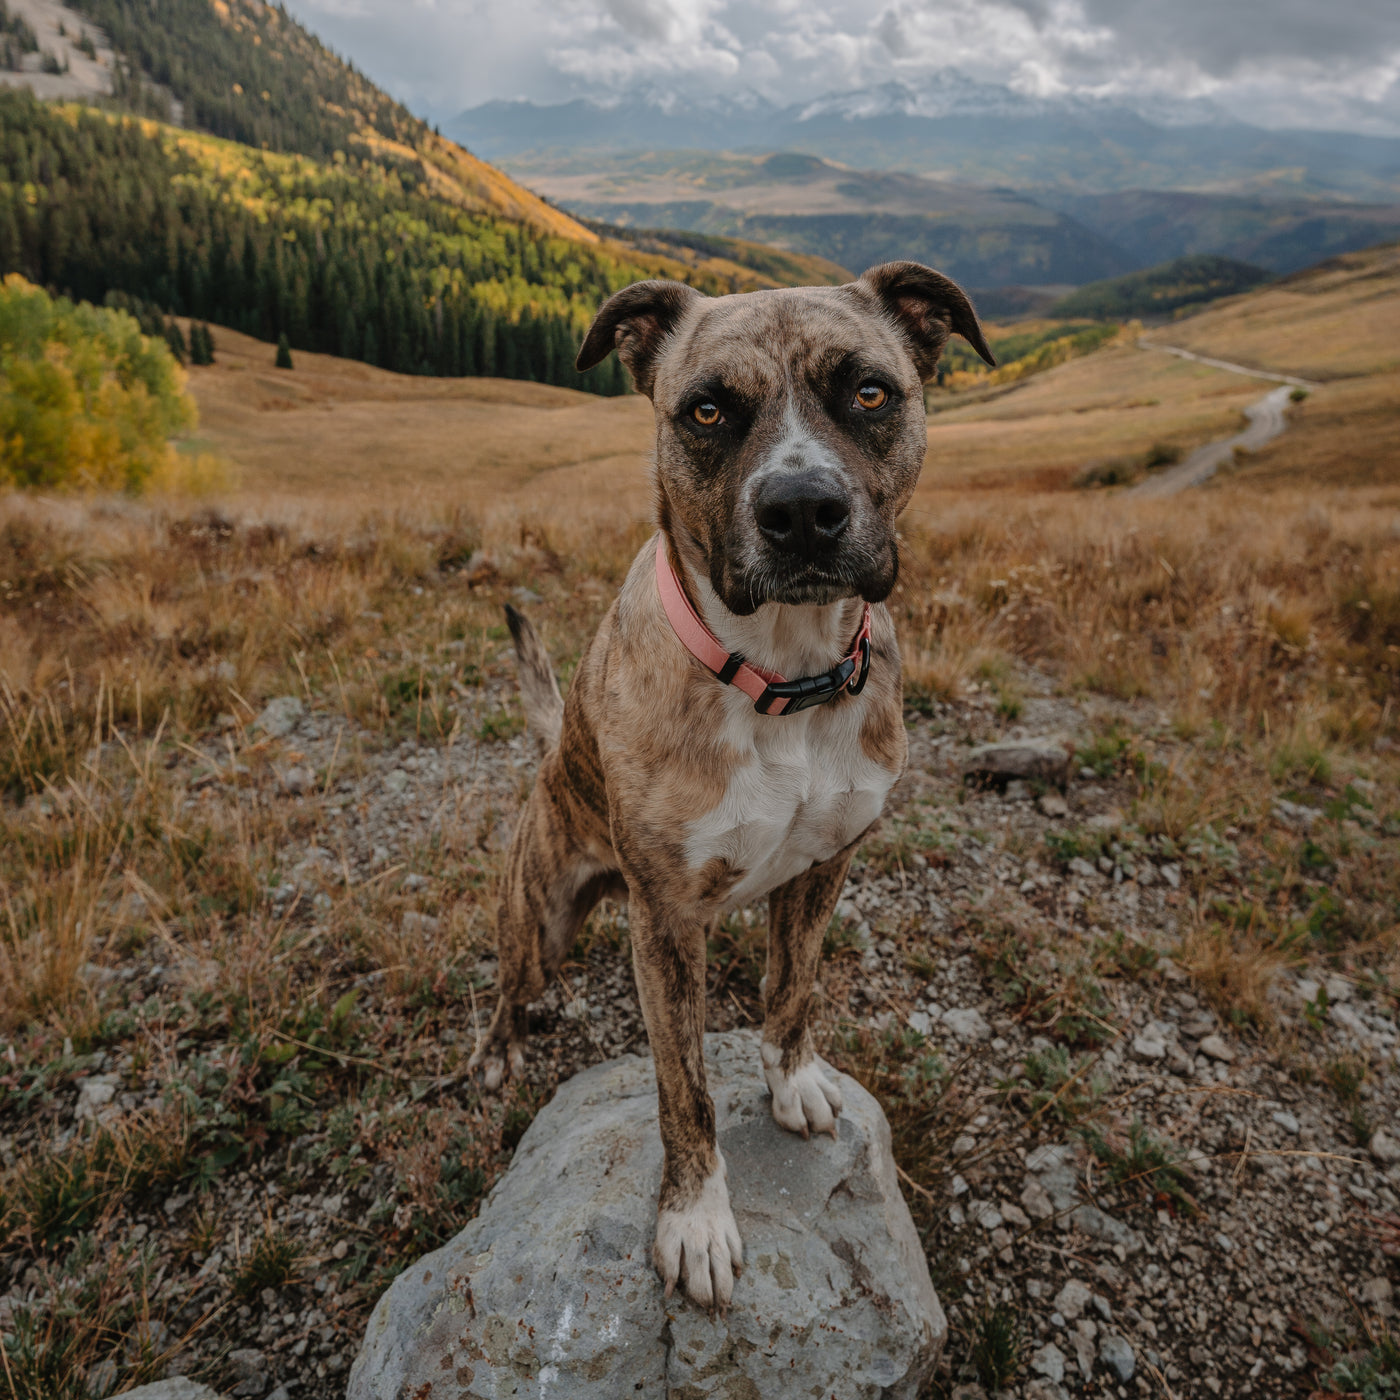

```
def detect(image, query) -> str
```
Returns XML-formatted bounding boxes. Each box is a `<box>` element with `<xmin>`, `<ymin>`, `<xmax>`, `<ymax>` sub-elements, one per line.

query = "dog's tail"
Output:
<box><xmin>504</xmin><ymin>604</ymin><xmax>564</xmax><ymax>749</ymax></box>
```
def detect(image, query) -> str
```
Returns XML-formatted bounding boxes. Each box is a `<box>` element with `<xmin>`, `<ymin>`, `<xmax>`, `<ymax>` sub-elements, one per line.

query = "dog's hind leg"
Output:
<box><xmin>761</xmin><ymin>839</ymin><xmax>861</xmax><ymax>1139</ymax></box>
<box><xmin>469</xmin><ymin>776</ymin><xmax>614</xmax><ymax>1090</ymax></box>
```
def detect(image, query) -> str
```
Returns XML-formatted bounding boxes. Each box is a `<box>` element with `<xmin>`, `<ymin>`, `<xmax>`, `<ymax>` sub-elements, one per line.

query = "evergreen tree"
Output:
<box><xmin>275</xmin><ymin>331</ymin><xmax>293</xmax><ymax>369</ymax></box>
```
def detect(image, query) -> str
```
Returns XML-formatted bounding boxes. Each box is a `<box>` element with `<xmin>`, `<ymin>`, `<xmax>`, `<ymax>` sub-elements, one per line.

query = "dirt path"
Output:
<box><xmin>1125</xmin><ymin>342</ymin><xmax>1319</xmax><ymax>499</ymax></box>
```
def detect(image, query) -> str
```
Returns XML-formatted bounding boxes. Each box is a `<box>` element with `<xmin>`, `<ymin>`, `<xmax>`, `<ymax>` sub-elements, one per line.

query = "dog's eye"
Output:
<box><xmin>692</xmin><ymin>402</ymin><xmax>723</xmax><ymax>427</ymax></box>
<box><xmin>854</xmin><ymin>383</ymin><xmax>888</xmax><ymax>411</ymax></box>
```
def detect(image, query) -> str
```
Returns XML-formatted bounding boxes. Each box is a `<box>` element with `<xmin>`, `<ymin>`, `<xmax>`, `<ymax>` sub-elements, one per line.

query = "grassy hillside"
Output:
<box><xmin>1050</xmin><ymin>255</ymin><xmax>1271</xmax><ymax>321</ymax></box>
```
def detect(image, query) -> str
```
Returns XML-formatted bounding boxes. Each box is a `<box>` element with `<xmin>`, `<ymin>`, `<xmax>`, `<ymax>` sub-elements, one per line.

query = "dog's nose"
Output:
<box><xmin>753</xmin><ymin>473</ymin><xmax>851</xmax><ymax>560</ymax></box>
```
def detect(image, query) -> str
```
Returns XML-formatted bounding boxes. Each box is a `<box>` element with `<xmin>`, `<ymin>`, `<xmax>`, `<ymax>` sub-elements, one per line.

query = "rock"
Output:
<box><xmin>908</xmin><ymin>1009</ymin><xmax>934</xmax><ymax>1037</ymax></box>
<box><xmin>1099</xmin><ymin>1332</ymin><xmax>1136</xmax><ymax>1381</ymax></box>
<box><xmin>1038</xmin><ymin>792</ymin><xmax>1069</xmax><ymax>818</ymax></box>
<box><xmin>104</xmin><ymin>1382</ymin><xmax>227</xmax><ymax>1400</ymax></box>
<box><xmin>1198</xmin><ymin>1034</ymin><xmax>1234</xmax><ymax>1063</ymax></box>
<box><xmin>1325</xmin><ymin>976</ymin><xmax>1353</xmax><ymax>1003</ymax></box>
<box><xmin>1067</xmin><ymin>857</ymin><xmax>1098</xmax><ymax>880</ymax></box>
<box><xmin>1021</xmin><ymin>1177</ymin><xmax>1054</xmax><ymax>1220</ymax></box>
<box><xmin>348</xmin><ymin>1030</ymin><xmax>945</xmax><ymax>1400</ymax></box>
<box><xmin>962</xmin><ymin>739</ymin><xmax>1071</xmax><ymax>786</ymax></box>
<box><xmin>227</xmin><ymin>1348</ymin><xmax>267</xmax><ymax>1397</ymax></box>
<box><xmin>253</xmin><ymin>695</ymin><xmax>302</xmax><ymax>739</ymax></box>
<box><xmin>279</xmin><ymin>765</ymin><xmax>315</xmax><ymax>796</ymax></box>
<box><xmin>382</xmin><ymin>768</ymin><xmax>409</xmax><ymax>795</ymax></box>
<box><xmin>1054</xmin><ymin>1279</ymin><xmax>1093</xmax><ymax>1320</ymax></box>
<box><xmin>1361</xmin><ymin>1276</ymin><xmax>1394</xmax><ymax>1309</ymax></box>
<box><xmin>75</xmin><ymin>1074</ymin><xmax>120</xmax><ymax>1124</ymax></box>
<box><xmin>1271</xmin><ymin>1110</ymin><xmax>1300</xmax><ymax>1135</ymax></box>
<box><xmin>942</xmin><ymin>1007</ymin><xmax>992</xmax><ymax>1041</ymax></box>
<box><xmin>1031</xmin><ymin>1341</ymin><xmax>1067</xmax><ymax>1384</ymax></box>
<box><xmin>1131</xmin><ymin>1034</ymin><xmax>1166</xmax><ymax>1062</ymax></box>
<box><xmin>1370</xmin><ymin>1127</ymin><xmax>1400</xmax><ymax>1165</ymax></box>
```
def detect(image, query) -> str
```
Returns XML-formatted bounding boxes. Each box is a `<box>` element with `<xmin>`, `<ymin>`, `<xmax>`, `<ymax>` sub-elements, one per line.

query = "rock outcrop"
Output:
<box><xmin>348</xmin><ymin>1030</ymin><xmax>944</xmax><ymax>1399</ymax></box>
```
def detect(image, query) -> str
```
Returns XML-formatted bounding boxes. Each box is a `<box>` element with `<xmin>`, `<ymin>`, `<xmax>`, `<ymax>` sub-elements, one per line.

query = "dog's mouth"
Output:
<box><xmin>713</xmin><ymin>546</ymin><xmax>894</xmax><ymax>616</ymax></box>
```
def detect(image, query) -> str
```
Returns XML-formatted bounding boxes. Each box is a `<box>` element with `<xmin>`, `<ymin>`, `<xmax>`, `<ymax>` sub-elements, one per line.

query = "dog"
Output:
<box><xmin>468</xmin><ymin>261</ymin><xmax>993</xmax><ymax>1311</ymax></box>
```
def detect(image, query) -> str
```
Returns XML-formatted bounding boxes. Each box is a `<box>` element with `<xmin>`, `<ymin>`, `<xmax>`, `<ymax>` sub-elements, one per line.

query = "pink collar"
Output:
<box><xmin>654</xmin><ymin>536</ymin><xmax>872</xmax><ymax>716</ymax></box>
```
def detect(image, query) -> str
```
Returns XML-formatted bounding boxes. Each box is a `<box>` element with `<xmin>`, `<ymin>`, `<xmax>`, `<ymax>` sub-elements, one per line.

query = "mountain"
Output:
<box><xmin>0</xmin><ymin>0</ymin><xmax>851</xmax><ymax>392</ymax></box>
<box><xmin>451</xmin><ymin>77</ymin><xmax>1400</xmax><ymax>201</ymax></box>
<box><xmin>508</xmin><ymin>150</ymin><xmax>1134</xmax><ymax>289</ymax></box>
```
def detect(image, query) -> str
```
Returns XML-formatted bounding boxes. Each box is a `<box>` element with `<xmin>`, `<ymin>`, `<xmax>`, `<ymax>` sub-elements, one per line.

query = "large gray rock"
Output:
<box><xmin>349</xmin><ymin>1030</ymin><xmax>944</xmax><ymax>1399</ymax></box>
<box><xmin>104</xmin><ymin>1381</ymin><xmax>226</xmax><ymax>1400</ymax></box>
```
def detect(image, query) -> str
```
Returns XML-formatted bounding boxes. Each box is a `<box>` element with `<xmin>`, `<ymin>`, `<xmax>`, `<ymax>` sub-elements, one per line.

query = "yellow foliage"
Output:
<box><xmin>0</xmin><ymin>275</ymin><xmax>197</xmax><ymax>493</ymax></box>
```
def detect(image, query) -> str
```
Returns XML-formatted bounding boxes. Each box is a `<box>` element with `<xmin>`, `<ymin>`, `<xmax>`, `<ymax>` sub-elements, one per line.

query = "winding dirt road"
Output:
<box><xmin>1125</xmin><ymin>343</ymin><xmax>1320</xmax><ymax>499</ymax></box>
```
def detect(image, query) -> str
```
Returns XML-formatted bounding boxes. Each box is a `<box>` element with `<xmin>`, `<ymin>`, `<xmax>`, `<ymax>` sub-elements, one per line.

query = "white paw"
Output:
<box><xmin>762</xmin><ymin>1041</ymin><xmax>842</xmax><ymax>1139</ymax></box>
<box><xmin>653</xmin><ymin>1159</ymin><xmax>743</xmax><ymax>1312</ymax></box>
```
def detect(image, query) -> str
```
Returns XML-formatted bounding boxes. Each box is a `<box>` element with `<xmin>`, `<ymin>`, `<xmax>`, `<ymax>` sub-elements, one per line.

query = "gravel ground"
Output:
<box><xmin>5</xmin><ymin>656</ymin><xmax>1398</xmax><ymax>1400</ymax></box>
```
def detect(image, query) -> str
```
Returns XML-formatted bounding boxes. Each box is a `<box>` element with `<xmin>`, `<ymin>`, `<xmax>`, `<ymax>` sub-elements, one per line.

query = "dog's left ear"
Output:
<box><xmin>859</xmin><ymin>261</ymin><xmax>996</xmax><ymax>379</ymax></box>
<box><xmin>576</xmin><ymin>279</ymin><xmax>702</xmax><ymax>397</ymax></box>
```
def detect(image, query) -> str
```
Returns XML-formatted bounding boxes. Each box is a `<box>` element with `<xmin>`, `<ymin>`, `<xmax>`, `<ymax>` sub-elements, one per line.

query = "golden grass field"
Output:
<box><xmin>0</xmin><ymin>243</ymin><xmax>1396</xmax><ymax>1397</ymax></box>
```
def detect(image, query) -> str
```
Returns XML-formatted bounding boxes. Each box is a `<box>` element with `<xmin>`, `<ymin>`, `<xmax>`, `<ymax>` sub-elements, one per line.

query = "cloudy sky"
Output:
<box><xmin>282</xmin><ymin>0</ymin><xmax>1400</xmax><ymax>135</ymax></box>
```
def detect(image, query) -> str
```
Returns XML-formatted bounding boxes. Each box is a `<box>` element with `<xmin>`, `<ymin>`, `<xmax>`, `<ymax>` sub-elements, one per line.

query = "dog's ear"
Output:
<box><xmin>859</xmin><ymin>261</ymin><xmax>995</xmax><ymax>378</ymax></box>
<box><xmin>576</xmin><ymin>280</ymin><xmax>702</xmax><ymax>396</ymax></box>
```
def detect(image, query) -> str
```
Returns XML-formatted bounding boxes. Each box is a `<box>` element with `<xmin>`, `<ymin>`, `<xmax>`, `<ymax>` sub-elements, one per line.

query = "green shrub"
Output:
<box><xmin>0</xmin><ymin>276</ymin><xmax>195</xmax><ymax>492</ymax></box>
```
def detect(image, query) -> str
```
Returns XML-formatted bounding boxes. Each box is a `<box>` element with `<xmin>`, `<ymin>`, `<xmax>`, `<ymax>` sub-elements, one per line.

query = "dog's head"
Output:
<box><xmin>577</xmin><ymin>262</ymin><xmax>994</xmax><ymax>615</ymax></box>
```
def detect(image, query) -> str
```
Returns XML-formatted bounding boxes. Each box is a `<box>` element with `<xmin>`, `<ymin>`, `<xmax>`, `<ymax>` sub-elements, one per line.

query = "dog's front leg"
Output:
<box><xmin>629</xmin><ymin>903</ymin><xmax>743</xmax><ymax>1313</ymax></box>
<box><xmin>762</xmin><ymin>840</ymin><xmax>860</xmax><ymax>1139</ymax></box>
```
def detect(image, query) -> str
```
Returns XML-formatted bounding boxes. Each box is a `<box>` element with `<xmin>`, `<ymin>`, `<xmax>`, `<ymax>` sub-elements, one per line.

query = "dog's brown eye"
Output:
<box><xmin>854</xmin><ymin>384</ymin><xmax>888</xmax><ymax>411</ymax></box>
<box><xmin>692</xmin><ymin>402</ymin><xmax>722</xmax><ymax>426</ymax></box>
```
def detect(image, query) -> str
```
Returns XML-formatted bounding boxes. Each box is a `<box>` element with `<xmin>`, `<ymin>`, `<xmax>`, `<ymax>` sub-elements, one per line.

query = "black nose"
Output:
<box><xmin>753</xmin><ymin>473</ymin><xmax>851</xmax><ymax>560</ymax></box>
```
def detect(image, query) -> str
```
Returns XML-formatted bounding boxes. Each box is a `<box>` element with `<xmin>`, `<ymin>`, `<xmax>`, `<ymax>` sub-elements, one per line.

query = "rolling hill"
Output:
<box><xmin>512</xmin><ymin>149</ymin><xmax>1133</xmax><ymax>288</ymax></box>
<box><xmin>1049</xmin><ymin>256</ymin><xmax>1272</xmax><ymax>321</ymax></box>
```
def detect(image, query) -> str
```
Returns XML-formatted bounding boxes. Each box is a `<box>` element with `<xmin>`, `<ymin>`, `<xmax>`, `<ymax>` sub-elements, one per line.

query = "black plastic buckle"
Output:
<box><xmin>755</xmin><ymin>636</ymin><xmax>871</xmax><ymax>715</ymax></box>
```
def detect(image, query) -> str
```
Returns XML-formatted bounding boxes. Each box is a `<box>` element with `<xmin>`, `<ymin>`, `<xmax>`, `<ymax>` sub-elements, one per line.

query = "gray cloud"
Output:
<box><xmin>282</xmin><ymin>0</ymin><xmax>1400</xmax><ymax>134</ymax></box>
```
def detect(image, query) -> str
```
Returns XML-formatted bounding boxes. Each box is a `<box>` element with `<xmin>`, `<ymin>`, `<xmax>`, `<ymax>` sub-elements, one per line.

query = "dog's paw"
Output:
<box><xmin>653</xmin><ymin>1162</ymin><xmax>743</xmax><ymax>1314</ymax></box>
<box><xmin>467</xmin><ymin>1038</ymin><xmax>524</xmax><ymax>1092</ymax></box>
<box><xmin>761</xmin><ymin>1041</ymin><xmax>842</xmax><ymax>1140</ymax></box>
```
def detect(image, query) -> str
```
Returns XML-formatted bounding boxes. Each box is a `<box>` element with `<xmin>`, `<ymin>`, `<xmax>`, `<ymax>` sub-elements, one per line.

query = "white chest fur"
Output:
<box><xmin>684</xmin><ymin>686</ymin><xmax>895</xmax><ymax>910</ymax></box>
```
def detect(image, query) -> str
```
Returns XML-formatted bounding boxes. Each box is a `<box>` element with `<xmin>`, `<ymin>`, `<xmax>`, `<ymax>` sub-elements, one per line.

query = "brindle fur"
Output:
<box><xmin>469</xmin><ymin>261</ymin><xmax>992</xmax><ymax>1311</ymax></box>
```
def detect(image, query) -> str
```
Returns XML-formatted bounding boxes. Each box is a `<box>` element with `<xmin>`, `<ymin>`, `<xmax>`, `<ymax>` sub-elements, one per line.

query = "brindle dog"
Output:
<box><xmin>469</xmin><ymin>261</ymin><xmax>993</xmax><ymax>1311</ymax></box>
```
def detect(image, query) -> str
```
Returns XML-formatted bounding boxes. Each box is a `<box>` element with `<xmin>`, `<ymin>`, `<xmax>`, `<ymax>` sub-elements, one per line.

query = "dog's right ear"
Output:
<box><xmin>576</xmin><ymin>280</ymin><xmax>701</xmax><ymax>397</ymax></box>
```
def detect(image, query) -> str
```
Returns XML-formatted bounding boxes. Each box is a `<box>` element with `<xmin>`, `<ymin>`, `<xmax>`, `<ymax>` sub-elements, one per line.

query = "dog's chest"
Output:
<box><xmin>683</xmin><ymin>697</ymin><xmax>895</xmax><ymax>909</ymax></box>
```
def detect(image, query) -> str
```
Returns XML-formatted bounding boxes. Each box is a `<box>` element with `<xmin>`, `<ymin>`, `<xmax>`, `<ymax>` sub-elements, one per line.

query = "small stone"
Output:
<box><xmin>1021</xmin><ymin>1178</ymin><xmax>1054</xmax><ymax>1220</ymax></box>
<box><xmin>1159</xmin><ymin>863</ymin><xmax>1181</xmax><ymax>889</ymax></box>
<box><xmin>1361</xmin><ymin>1276</ymin><xmax>1394</xmax><ymax>1308</ymax></box>
<box><xmin>1004</xmin><ymin>779</ymin><xmax>1032</xmax><ymax>801</ymax></box>
<box><xmin>976</xmin><ymin>1205</ymin><xmax>1003</xmax><ymax>1230</ymax></box>
<box><xmin>942</xmin><ymin>1008</ymin><xmax>992</xmax><ymax>1041</ymax></box>
<box><xmin>962</xmin><ymin>739</ymin><xmax>1072</xmax><ymax>786</ymax></box>
<box><xmin>1215</xmin><ymin>1233</ymin><xmax>1234</xmax><ymax>1253</ymax></box>
<box><xmin>401</xmin><ymin>911</ymin><xmax>441</xmax><ymax>938</ymax></box>
<box><xmin>75</xmin><ymin>1074</ymin><xmax>120</xmax><ymax>1122</ymax></box>
<box><xmin>1198</xmin><ymin>1034</ymin><xmax>1234</xmax><ymax>1062</ymax></box>
<box><xmin>1271</xmin><ymin>1110</ymin><xmax>1300</xmax><ymax>1135</ymax></box>
<box><xmin>1031</xmin><ymin>1342</ymin><xmax>1067</xmax><ymax>1384</ymax></box>
<box><xmin>1067</xmin><ymin>857</ymin><xmax>1098</xmax><ymax>880</ymax></box>
<box><xmin>1370</xmin><ymin>1127</ymin><xmax>1400</xmax><ymax>1165</ymax></box>
<box><xmin>952</xmin><ymin>1134</ymin><xmax>977</xmax><ymax>1157</ymax></box>
<box><xmin>1000</xmin><ymin>1201</ymin><xmax>1030</xmax><ymax>1228</ymax></box>
<box><xmin>383</xmin><ymin>768</ymin><xmax>409</xmax><ymax>795</ymax></box>
<box><xmin>1099</xmin><ymin>1332</ymin><xmax>1136</xmax><ymax>1381</ymax></box>
<box><xmin>1325</xmin><ymin>976</ymin><xmax>1353</xmax><ymax>1003</ymax></box>
<box><xmin>280</xmin><ymin>765</ymin><xmax>315</xmax><ymax>796</ymax></box>
<box><xmin>1038</xmin><ymin>792</ymin><xmax>1069</xmax><ymax>818</ymax></box>
<box><xmin>253</xmin><ymin>695</ymin><xmax>303</xmax><ymax>739</ymax></box>
<box><xmin>1092</xmin><ymin>1294</ymin><xmax>1113</xmax><ymax>1321</ymax></box>
<box><xmin>1055</xmin><ymin>1279</ymin><xmax>1093</xmax><ymax>1320</ymax></box>
<box><xmin>1131</xmin><ymin>1035</ymin><xmax>1166</xmax><ymax>1062</ymax></box>
<box><xmin>908</xmin><ymin>1009</ymin><xmax>934</xmax><ymax>1037</ymax></box>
